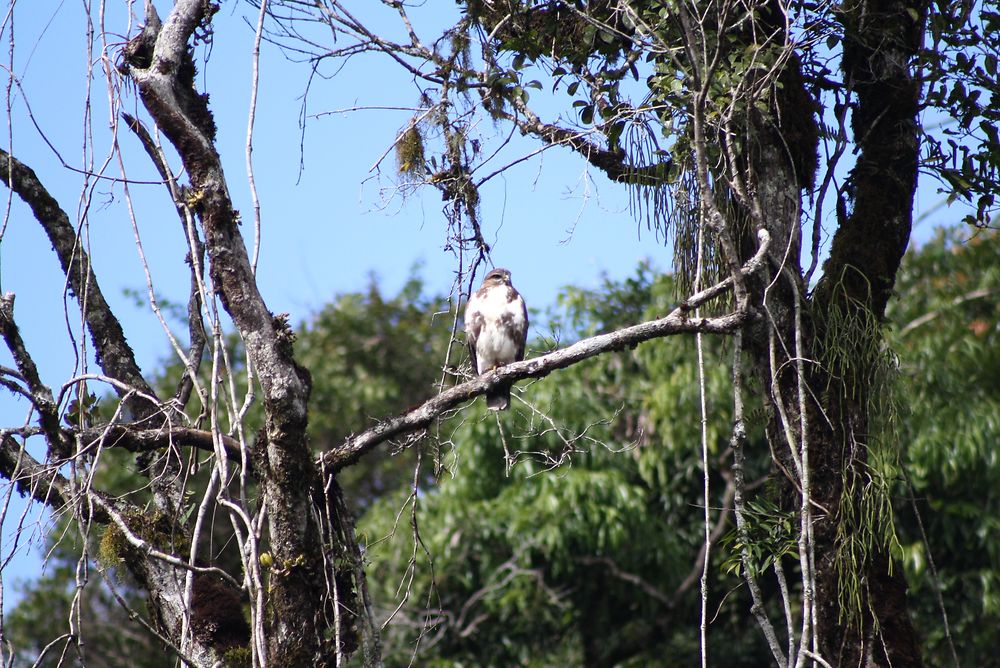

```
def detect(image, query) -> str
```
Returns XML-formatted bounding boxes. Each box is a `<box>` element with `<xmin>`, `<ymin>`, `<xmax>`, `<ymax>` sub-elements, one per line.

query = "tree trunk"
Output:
<box><xmin>742</xmin><ymin>1</ymin><xmax>927</xmax><ymax>665</ymax></box>
<box><xmin>119</xmin><ymin>2</ymin><xmax>375</xmax><ymax>663</ymax></box>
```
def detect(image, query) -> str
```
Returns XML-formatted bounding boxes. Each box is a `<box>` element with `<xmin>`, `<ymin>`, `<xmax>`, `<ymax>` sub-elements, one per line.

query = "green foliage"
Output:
<box><xmin>297</xmin><ymin>271</ymin><xmax>451</xmax><ymax>446</ymax></box>
<box><xmin>919</xmin><ymin>4</ymin><xmax>1000</xmax><ymax>226</ymax></box>
<box><xmin>64</xmin><ymin>389</ymin><xmax>99</xmax><ymax>429</ymax></box>
<box><xmin>2</xmin><ymin>273</ymin><xmax>452</xmax><ymax>666</ymax></box>
<box><xmin>396</xmin><ymin>125</ymin><xmax>425</xmax><ymax>176</ymax></box>
<box><xmin>359</xmin><ymin>267</ymin><xmax>774</xmax><ymax>666</ymax></box>
<box><xmin>465</xmin><ymin>1</ymin><xmax>634</xmax><ymax>67</ymax></box>
<box><xmin>887</xmin><ymin>227</ymin><xmax>1000</xmax><ymax>665</ymax></box>
<box><xmin>721</xmin><ymin>497</ymin><xmax>798</xmax><ymax>578</ymax></box>
<box><xmin>295</xmin><ymin>271</ymin><xmax>453</xmax><ymax>507</ymax></box>
<box><xmin>813</xmin><ymin>266</ymin><xmax>905</xmax><ymax>624</ymax></box>
<box><xmin>3</xmin><ymin>554</ymin><xmax>174</xmax><ymax>668</ymax></box>
<box><xmin>222</xmin><ymin>645</ymin><xmax>252</xmax><ymax>668</ymax></box>
<box><xmin>9</xmin><ymin>242</ymin><xmax>1000</xmax><ymax>666</ymax></box>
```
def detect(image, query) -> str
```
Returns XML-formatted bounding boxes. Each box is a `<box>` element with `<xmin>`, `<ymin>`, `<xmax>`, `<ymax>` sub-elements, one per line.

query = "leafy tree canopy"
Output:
<box><xmin>889</xmin><ymin>227</ymin><xmax>1000</xmax><ymax>666</ymax></box>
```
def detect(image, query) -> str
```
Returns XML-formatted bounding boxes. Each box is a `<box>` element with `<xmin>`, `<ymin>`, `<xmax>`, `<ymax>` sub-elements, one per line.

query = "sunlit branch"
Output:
<box><xmin>326</xmin><ymin>230</ymin><xmax>770</xmax><ymax>470</ymax></box>
<box><xmin>499</xmin><ymin>95</ymin><xmax>672</xmax><ymax>186</ymax></box>
<box><xmin>0</xmin><ymin>294</ymin><xmax>69</xmax><ymax>456</ymax></box>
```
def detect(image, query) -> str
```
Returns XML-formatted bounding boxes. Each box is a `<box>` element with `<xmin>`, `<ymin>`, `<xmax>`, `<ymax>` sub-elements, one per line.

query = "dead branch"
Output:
<box><xmin>0</xmin><ymin>294</ymin><xmax>70</xmax><ymax>457</ymax></box>
<box><xmin>578</xmin><ymin>555</ymin><xmax>675</xmax><ymax>608</ymax></box>
<box><xmin>497</xmin><ymin>96</ymin><xmax>672</xmax><ymax>187</ymax></box>
<box><xmin>120</xmin><ymin>1</ymin><xmax>378</xmax><ymax>663</ymax></box>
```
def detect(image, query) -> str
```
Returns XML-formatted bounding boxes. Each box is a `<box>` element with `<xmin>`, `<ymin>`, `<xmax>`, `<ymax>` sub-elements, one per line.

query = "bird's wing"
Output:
<box><xmin>513</xmin><ymin>289</ymin><xmax>528</xmax><ymax>361</ymax></box>
<box><xmin>465</xmin><ymin>296</ymin><xmax>484</xmax><ymax>374</ymax></box>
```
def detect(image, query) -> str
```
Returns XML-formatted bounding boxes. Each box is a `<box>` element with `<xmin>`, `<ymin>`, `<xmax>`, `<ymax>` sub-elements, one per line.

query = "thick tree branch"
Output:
<box><xmin>0</xmin><ymin>145</ymin><xmax>208</xmax><ymax>660</ymax></box>
<box><xmin>0</xmin><ymin>434</ymin><xmax>70</xmax><ymax>510</ymax></box>
<box><xmin>329</xmin><ymin>311</ymin><xmax>742</xmax><ymax>470</ymax></box>
<box><xmin>816</xmin><ymin>1</ymin><xmax>927</xmax><ymax>317</ymax></box>
<box><xmin>499</xmin><ymin>97</ymin><xmax>671</xmax><ymax>186</ymax></box>
<box><xmin>122</xmin><ymin>2</ymin><xmax>373</xmax><ymax>664</ymax></box>
<box><xmin>0</xmin><ymin>294</ymin><xmax>71</xmax><ymax>457</ymax></box>
<box><xmin>72</xmin><ymin>425</ymin><xmax>242</xmax><ymax>461</ymax></box>
<box><xmin>125</xmin><ymin>0</ymin><xmax>309</xmax><ymax>435</ymax></box>
<box><xmin>0</xmin><ymin>149</ymin><xmax>158</xmax><ymax>417</ymax></box>
<box><xmin>326</xmin><ymin>231</ymin><xmax>770</xmax><ymax>470</ymax></box>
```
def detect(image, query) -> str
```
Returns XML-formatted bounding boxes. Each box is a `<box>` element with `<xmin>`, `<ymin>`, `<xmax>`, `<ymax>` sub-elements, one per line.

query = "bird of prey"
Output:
<box><xmin>464</xmin><ymin>268</ymin><xmax>529</xmax><ymax>411</ymax></box>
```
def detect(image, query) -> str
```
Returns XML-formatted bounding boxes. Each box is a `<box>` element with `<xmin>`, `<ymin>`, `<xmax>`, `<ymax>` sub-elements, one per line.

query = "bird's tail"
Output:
<box><xmin>486</xmin><ymin>385</ymin><xmax>511</xmax><ymax>411</ymax></box>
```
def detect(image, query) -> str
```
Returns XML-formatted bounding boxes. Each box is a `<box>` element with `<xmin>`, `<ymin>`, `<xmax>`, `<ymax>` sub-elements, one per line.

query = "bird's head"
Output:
<box><xmin>482</xmin><ymin>268</ymin><xmax>512</xmax><ymax>287</ymax></box>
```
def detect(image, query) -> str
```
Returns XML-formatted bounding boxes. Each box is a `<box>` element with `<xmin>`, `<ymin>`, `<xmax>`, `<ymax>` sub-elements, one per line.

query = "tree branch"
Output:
<box><xmin>122</xmin><ymin>2</ymin><xmax>374</xmax><ymax>663</ymax></box>
<box><xmin>0</xmin><ymin>149</ymin><xmax>158</xmax><ymax>417</ymax></box>
<box><xmin>816</xmin><ymin>0</ymin><xmax>927</xmax><ymax>317</ymax></box>
<box><xmin>897</xmin><ymin>286</ymin><xmax>997</xmax><ymax>337</ymax></box>
<box><xmin>0</xmin><ymin>294</ymin><xmax>71</xmax><ymax>457</ymax></box>
<box><xmin>0</xmin><ymin>433</ymin><xmax>71</xmax><ymax>510</ymax></box>
<box><xmin>498</xmin><ymin>96</ymin><xmax>671</xmax><ymax>186</ymax></box>
<box><xmin>577</xmin><ymin>555</ymin><xmax>675</xmax><ymax>608</ymax></box>
<box><xmin>326</xmin><ymin>230</ymin><xmax>770</xmax><ymax>470</ymax></box>
<box><xmin>120</xmin><ymin>112</ymin><xmax>209</xmax><ymax>412</ymax></box>
<box><xmin>72</xmin><ymin>425</ymin><xmax>242</xmax><ymax>461</ymax></box>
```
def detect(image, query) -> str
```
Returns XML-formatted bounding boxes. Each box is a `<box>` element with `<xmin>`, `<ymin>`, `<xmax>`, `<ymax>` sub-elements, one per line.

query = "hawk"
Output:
<box><xmin>465</xmin><ymin>268</ymin><xmax>529</xmax><ymax>411</ymax></box>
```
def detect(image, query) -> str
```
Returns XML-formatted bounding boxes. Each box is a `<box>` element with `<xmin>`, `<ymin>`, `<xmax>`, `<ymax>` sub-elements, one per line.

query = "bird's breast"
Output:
<box><xmin>469</xmin><ymin>289</ymin><xmax>525</xmax><ymax>373</ymax></box>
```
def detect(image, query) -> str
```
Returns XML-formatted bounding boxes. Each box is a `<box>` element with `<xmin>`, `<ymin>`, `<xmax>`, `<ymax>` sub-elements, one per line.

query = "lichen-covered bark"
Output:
<box><xmin>686</xmin><ymin>0</ymin><xmax>927</xmax><ymax>663</ymax></box>
<box><xmin>0</xmin><ymin>146</ymin><xmax>212</xmax><ymax>664</ymax></box>
<box><xmin>0</xmin><ymin>149</ymin><xmax>155</xmax><ymax>417</ymax></box>
<box><xmin>120</xmin><ymin>2</ymin><xmax>364</xmax><ymax>663</ymax></box>
<box><xmin>464</xmin><ymin>1</ymin><xmax>927</xmax><ymax>662</ymax></box>
<box><xmin>818</xmin><ymin>0</ymin><xmax>926</xmax><ymax>316</ymax></box>
<box><xmin>325</xmin><ymin>239</ymin><xmax>771</xmax><ymax>471</ymax></box>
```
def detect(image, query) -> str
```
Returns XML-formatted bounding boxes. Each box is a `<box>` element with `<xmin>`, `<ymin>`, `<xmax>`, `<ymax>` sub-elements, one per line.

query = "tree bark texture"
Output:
<box><xmin>811</xmin><ymin>1</ymin><xmax>927</xmax><ymax>665</ymax></box>
<box><xmin>0</xmin><ymin>1</ymin><xmax>934</xmax><ymax>664</ymax></box>
<box><xmin>741</xmin><ymin>1</ymin><xmax>927</xmax><ymax>666</ymax></box>
<box><xmin>0</xmin><ymin>150</ymin><xmax>216</xmax><ymax>666</ymax></box>
<box><xmin>118</xmin><ymin>1</ymin><xmax>368</xmax><ymax>663</ymax></box>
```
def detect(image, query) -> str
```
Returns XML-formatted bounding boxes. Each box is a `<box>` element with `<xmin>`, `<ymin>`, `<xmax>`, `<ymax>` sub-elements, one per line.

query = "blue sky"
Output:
<box><xmin>0</xmin><ymin>1</ymin><xmax>966</xmax><ymax>609</ymax></box>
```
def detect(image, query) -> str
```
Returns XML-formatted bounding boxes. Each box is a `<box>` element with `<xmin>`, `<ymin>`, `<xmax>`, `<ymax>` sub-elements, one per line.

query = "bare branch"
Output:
<box><xmin>0</xmin><ymin>149</ymin><xmax>158</xmax><ymax>416</ymax></box>
<box><xmin>327</xmin><ymin>230</ymin><xmax>770</xmax><ymax>470</ymax></box>
<box><xmin>121</xmin><ymin>3</ymin><xmax>379</xmax><ymax>663</ymax></box>
<box><xmin>0</xmin><ymin>434</ymin><xmax>70</xmax><ymax>510</ymax></box>
<box><xmin>119</xmin><ymin>112</ymin><xmax>209</xmax><ymax>412</ymax></box>
<box><xmin>897</xmin><ymin>287</ymin><xmax>997</xmax><ymax>337</ymax></box>
<box><xmin>496</xmin><ymin>96</ymin><xmax>672</xmax><ymax>187</ymax></box>
<box><xmin>730</xmin><ymin>332</ymin><xmax>787</xmax><ymax>666</ymax></box>
<box><xmin>0</xmin><ymin>294</ymin><xmax>70</xmax><ymax>456</ymax></box>
<box><xmin>330</xmin><ymin>311</ymin><xmax>741</xmax><ymax>470</ymax></box>
<box><xmin>71</xmin><ymin>425</ymin><xmax>243</xmax><ymax>462</ymax></box>
<box><xmin>577</xmin><ymin>555</ymin><xmax>675</xmax><ymax>608</ymax></box>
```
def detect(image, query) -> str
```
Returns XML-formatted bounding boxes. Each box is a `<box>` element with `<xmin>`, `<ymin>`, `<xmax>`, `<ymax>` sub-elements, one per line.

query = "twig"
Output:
<box><xmin>695</xmin><ymin>194</ymin><xmax>711</xmax><ymax>668</ymax></box>
<box><xmin>897</xmin><ymin>287</ymin><xmax>996</xmax><ymax>337</ymax></box>
<box><xmin>246</xmin><ymin>0</ymin><xmax>268</xmax><ymax>275</ymax></box>
<box><xmin>730</xmin><ymin>330</ymin><xmax>788</xmax><ymax>666</ymax></box>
